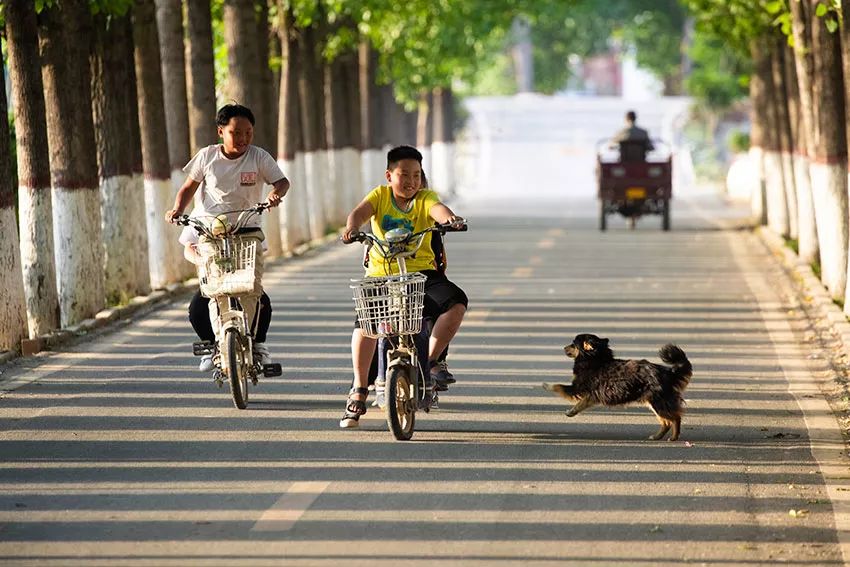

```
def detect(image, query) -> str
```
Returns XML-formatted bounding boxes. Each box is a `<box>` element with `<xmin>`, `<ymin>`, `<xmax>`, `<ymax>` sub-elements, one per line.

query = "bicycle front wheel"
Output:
<box><xmin>225</xmin><ymin>328</ymin><xmax>249</xmax><ymax>409</ymax></box>
<box><xmin>386</xmin><ymin>364</ymin><xmax>416</xmax><ymax>440</ymax></box>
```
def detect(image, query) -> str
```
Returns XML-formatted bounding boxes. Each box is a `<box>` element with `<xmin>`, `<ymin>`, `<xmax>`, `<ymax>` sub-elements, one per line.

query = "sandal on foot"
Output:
<box><xmin>339</xmin><ymin>387</ymin><xmax>369</xmax><ymax>429</ymax></box>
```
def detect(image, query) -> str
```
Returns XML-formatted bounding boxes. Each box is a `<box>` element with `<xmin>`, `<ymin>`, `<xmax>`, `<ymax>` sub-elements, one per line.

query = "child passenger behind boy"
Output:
<box><xmin>339</xmin><ymin>145</ymin><xmax>467</xmax><ymax>428</ymax></box>
<box><xmin>166</xmin><ymin>103</ymin><xmax>290</xmax><ymax>372</ymax></box>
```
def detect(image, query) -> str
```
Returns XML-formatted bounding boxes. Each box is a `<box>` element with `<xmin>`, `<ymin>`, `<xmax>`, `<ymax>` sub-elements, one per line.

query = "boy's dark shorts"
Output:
<box><xmin>353</xmin><ymin>270</ymin><xmax>468</xmax><ymax>329</ymax></box>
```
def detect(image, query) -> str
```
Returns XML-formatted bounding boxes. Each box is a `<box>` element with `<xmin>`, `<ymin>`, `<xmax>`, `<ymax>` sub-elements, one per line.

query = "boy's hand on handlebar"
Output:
<box><xmin>265</xmin><ymin>192</ymin><xmax>282</xmax><ymax>208</ymax></box>
<box><xmin>445</xmin><ymin>215</ymin><xmax>466</xmax><ymax>230</ymax></box>
<box><xmin>165</xmin><ymin>209</ymin><xmax>181</xmax><ymax>224</ymax></box>
<box><xmin>341</xmin><ymin>228</ymin><xmax>364</xmax><ymax>244</ymax></box>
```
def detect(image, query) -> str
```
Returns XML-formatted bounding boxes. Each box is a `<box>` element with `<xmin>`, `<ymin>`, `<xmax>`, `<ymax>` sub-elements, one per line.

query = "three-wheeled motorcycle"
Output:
<box><xmin>596</xmin><ymin>139</ymin><xmax>672</xmax><ymax>231</ymax></box>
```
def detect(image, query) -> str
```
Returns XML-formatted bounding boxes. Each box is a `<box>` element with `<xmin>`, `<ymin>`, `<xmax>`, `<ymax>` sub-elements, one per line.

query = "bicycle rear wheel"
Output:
<box><xmin>386</xmin><ymin>364</ymin><xmax>416</xmax><ymax>440</ymax></box>
<box><xmin>224</xmin><ymin>328</ymin><xmax>249</xmax><ymax>409</ymax></box>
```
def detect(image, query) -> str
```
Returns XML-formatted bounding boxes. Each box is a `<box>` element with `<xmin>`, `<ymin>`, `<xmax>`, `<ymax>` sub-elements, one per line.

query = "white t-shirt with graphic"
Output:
<box><xmin>181</xmin><ymin>144</ymin><xmax>285</xmax><ymax>240</ymax></box>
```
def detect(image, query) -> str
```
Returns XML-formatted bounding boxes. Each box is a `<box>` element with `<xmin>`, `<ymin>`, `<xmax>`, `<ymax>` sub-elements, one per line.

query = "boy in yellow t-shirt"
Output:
<box><xmin>339</xmin><ymin>145</ymin><xmax>467</xmax><ymax>428</ymax></box>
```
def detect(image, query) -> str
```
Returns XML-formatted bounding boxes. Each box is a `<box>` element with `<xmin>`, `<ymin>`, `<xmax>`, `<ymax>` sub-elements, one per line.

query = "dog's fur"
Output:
<box><xmin>543</xmin><ymin>334</ymin><xmax>692</xmax><ymax>441</ymax></box>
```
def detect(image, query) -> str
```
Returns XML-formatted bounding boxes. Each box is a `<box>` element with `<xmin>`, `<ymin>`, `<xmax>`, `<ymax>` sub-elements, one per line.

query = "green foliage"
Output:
<box><xmin>685</xmin><ymin>33</ymin><xmax>750</xmax><ymax>110</ymax></box>
<box><xmin>728</xmin><ymin>129</ymin><xmax>750</xmax><ymax>153</ymax></box>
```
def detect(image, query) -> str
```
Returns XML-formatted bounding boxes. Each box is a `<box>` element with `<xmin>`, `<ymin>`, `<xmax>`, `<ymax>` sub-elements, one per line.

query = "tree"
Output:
<box><xmin>133</xmin><ymin>0</ymin><xmax>186</xmax><ymax>287</ymax></box>
<box><xmin>5</xmin><ymin>0</ymin><xmax>60</xmax><ymax>337</ymax></box>
<box><xmin>0</xmin><ymin>45</ymin><xmax>28</xmax><ymax>352</ymax></box>
<box><xmin>185</xmin><ymin>0</ymin><xmax>218</xmax><ymax>155</ymax></box>
<box><xmin>39</xmin><ymin>0</ymin><xmax>106</xmax><ymax>326</ymax></box>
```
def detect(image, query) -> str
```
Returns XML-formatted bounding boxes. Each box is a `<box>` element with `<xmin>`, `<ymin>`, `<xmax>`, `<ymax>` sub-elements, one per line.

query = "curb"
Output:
<box><xmin>755</xmin><ymin>227</ymin><xmax>850</xmax><ymax>352</ymax></box>
<box><xmin>0</xmin><ymin>232</ymin><xmax>341</xmax><ymax>367</ymax></box>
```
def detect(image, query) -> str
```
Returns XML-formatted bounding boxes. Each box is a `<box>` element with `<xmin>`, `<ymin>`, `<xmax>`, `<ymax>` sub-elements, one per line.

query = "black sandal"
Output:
<box><xmin>339</xmin><ymin>387</ymin><xmax>369</xmax><ymax>428</ymax></box>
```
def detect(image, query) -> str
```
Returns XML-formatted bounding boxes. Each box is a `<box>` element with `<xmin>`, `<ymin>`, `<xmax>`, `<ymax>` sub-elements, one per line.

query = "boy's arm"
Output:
<box><xmin>266</xmin><ymin>177</ymin><xmax>290</xmax><ymax>208</ymax></box>
<box><xmin>429</xmin><ymin>202</ymin><xmax>464</xmax><ymax>227</ymax></box>
<box><xmin>342</xmin><ymin>199</ymin><xmax>376</xmax><ymax>242</ymax></box>
<box><xmin>165</xmin><ymin>178</ymin><xmax>201</xmax><ymax>223</ymax></box>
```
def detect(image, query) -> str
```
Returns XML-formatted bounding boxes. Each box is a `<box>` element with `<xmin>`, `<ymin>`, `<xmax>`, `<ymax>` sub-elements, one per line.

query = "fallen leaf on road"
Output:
<box><xmin>684</xmin><ymin>441</ymin><xmax>693</xmax><ymax>447</ymax></box>
<box><xmin>767</xmin><ymin>432</ymin><xmax>801</xmax><ymax>439</ymax></box>
<box><xmin>649</xmin><ymin>525</ymin><xmax>663</xmax><ymax>533</ymax></box>
<box><xmin>789</xmin><ymin>509</ymin><xmax>810</xmax><ymax>518</ymax></box>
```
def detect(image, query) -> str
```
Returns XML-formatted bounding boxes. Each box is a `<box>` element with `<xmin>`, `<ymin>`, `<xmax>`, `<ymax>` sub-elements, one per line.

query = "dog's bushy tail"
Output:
<box><xmin>659</xmin><ymin>344</ymin><xmax>692</xmax><ymax>389</ymax></box>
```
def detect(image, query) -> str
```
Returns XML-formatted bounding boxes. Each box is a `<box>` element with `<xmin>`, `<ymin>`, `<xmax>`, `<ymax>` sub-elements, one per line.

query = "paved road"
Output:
<box><xmin>2</xmin><ymin>97</ymin><xmax>850</xmax><ymax>566</ymax></box>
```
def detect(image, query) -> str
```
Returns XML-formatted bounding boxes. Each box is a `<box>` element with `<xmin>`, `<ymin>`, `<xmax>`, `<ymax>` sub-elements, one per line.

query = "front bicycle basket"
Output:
<box><xmin>350</xmin><ymin>273</ymin><xmax>427</xmax><ymax>338</ymax></box>
<box><xmin>199</xmin><ymin>238</ymin><xmax>258</xmax><ymax>297</ymax></box>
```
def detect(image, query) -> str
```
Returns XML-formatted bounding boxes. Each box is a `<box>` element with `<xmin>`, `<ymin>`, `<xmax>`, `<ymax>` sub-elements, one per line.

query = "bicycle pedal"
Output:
<box><xmin>193</xmin><ymin>341</ymin><xmax>215</xmax><ymax>356</ymax></box>
<box><xmin>262</xmin><ymin>363</ymin><xmax>282</xmax><ymax>377</ymax></box>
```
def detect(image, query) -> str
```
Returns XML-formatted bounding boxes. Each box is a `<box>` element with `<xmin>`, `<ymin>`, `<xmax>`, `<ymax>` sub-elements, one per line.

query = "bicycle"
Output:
<box><xmin>176</xmin><ymin>204</ymin><xmax>282</xmax><ymax>409</ymax></box>
<box><xmin>346</xmin><ymin>221</ymin><xmax>467</xmax><ymax>440</ymax></box>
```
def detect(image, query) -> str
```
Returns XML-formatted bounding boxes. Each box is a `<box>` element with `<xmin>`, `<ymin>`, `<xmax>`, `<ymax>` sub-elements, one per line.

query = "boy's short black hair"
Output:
<box><xmin>626</xmin><ymin>110</ymin><xmax>637</xmax><ymax>122</ymax></box>
<box><xmin>386</xmin><ymin>145</ymin><xmax>423</xmax><ymax>169</ymax></box>
<box><xmin>217</xmin><ymin>104</ymin><xmax>255</xmax><ymax>127</ymax></box>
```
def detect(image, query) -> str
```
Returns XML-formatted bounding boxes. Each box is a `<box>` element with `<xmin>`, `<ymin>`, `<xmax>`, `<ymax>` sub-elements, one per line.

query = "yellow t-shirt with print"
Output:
<box><xmin>365</xmin><ymin>185</ymin><xmax>439</xmax><ymax>277</ymax></box>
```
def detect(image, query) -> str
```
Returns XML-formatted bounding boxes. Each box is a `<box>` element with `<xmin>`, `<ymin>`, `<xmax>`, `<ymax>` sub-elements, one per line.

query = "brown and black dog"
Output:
<box><xmin>543</xmin><ymin>334</ymin><xmax>692</xmax><ymax>441</ymax></box>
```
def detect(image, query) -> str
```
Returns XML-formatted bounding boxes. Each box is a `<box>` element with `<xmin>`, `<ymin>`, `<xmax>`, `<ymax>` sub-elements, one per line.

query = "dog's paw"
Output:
<box><xmin>565</xmin><ymin>409</ymin><xmax>578</xmax><ymax>418</ymax></box>
<box><xmin>542</xmin><ymin>382</ymin><xmax>554</xmax><ymax>392</ymax></box>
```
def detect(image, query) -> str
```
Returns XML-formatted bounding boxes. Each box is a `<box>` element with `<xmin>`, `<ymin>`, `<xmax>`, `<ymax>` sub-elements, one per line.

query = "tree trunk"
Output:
<box><xmin>91</xmin><ymin>12</ymin><xmax>152</xmax><ymax>304</ymax></box>
<box><xmin>185</xmin><ymin>0</ymin><xmax>217</xmax><ymax>155</ymax></box>
<box><xmin>341</xmin><ymin>48</ymin><xmax>363</xmax><ymax>211</ymax></box>
<box><xmin>762</xmin><ymin>43</ymin><xmax>790</xmax><ymax>238</ymax></box>
<box><xmin>123</xmin><ymin>15</ymin><xmax>152</xmax><ymax>297</ymax></box>
<box><xmin>223</xmin><ymin>0</ymin><xmax>261</xmax><ymax>126</ymax></box>
<box><xmin>39</xmin><ymin>0</ymin><xmax>106</xmax><ymax>327</ymax></box>
<box><xmin>840</xmin><ymin>0</ymin><xmax>850</xmax><ymax>313</ymax></box>
<box><xmin>256</xmin><ymin>1</ymin><xmax>282</xmax><ymax>257</ymax></box>
<box><xmin>133</xmin><ymin>0</ymin><xmax>185</xmax><ymax>288</ymax></box>
<box><xmin>0</xmin><ymin>47</ymin><xmax>28</xmax><ymax>352</ymax></box>
<box><xmin>785</xmin><ymin>38</ymin><xmax>818</xmax><ymax>265</ymax></box>
<box><xmin>325</xmin><ymin>47</ymin><xmax>350</xmax><ymax>227</ymax></box>
<box><xmin>358</xmin><ymin>42</ymin><xmax>384</xmax><ymax>194</ymax></box>
<box><xmin>417</xmin><ymin>91</ymin><xmax>433</xmax><ymax>174</ymax></box>
<box><xmin>297</xmin><ymin>24</ymin><xmax>328</xmax><ymax>240</ymax></box>
<box><xmin>748</xmin><ymin>42</ymin><xmax>769</xmax><ymax>225</ymax></box>
<box><xmin>5</xmin><ymin>0</ymin><xmax>59</xmax><ymax>337</ymax></box>
<box><xmin>789</xmin><ymin>0</ymin><xmax>820</xmax><ymax>264</ymax></box>
<box><xmin>809</xmin><ymin>2</ymin><xmax>848</xmax><ymax>300</ymax></box>
<box><xmin>277</xmin><ymin>6</ymin><xmax>308</xmax><ymax>252</ymax></box>
<box><xmin>774</xmin><ymin>40</ymin><xmax>798</xmax><ymax>238</ymax></box>
<box><xmin>431</xmin><ymin>87</ymin><xmax>456</xmax><ymax>195</ymax></box>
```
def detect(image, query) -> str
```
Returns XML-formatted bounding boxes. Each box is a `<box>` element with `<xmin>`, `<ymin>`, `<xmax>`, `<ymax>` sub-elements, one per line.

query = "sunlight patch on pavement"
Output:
<box><xmin>252</xmin><ymin>481</ymin><xmax>331</xmax><ymax>532</ymax></box>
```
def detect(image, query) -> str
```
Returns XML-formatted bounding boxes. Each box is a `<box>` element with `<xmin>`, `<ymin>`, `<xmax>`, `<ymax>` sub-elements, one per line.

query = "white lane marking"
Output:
<box><xmin>251</xmin><ymin>481</ymin><xmax>330</xmax><ymax>532</ymax></box>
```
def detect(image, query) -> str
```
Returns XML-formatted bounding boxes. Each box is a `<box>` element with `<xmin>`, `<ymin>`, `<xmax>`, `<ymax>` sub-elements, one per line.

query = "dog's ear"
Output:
<box><xmin>582</xmin><ymin>340</ymin><xmax>594</xmax><ymax>352</ymax></box>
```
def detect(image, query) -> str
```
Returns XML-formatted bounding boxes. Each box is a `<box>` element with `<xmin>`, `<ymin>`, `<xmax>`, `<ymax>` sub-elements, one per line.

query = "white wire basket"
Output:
<box><xmin>350</xmin><ymin>272</ymin><xmax>427</xmax><ymax>338</ymax></box>
<box><xmin>199</xmin><ymin>238</ymin><xmax>258</xmax><ymax>298</ymax></box>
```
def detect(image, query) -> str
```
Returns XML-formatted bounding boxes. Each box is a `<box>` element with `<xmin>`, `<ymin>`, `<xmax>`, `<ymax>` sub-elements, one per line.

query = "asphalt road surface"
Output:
<box><xmin>1</xmin><ymin>96</ymin><xmax>849</xmax><ymax>566</ymax></box>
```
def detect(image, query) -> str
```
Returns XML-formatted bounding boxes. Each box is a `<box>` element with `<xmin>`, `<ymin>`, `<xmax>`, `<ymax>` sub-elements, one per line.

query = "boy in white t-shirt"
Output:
<box><xmin>166</xmin><ymin>104</ymin><xmax>290</xmax><ymax>372</ymax></box>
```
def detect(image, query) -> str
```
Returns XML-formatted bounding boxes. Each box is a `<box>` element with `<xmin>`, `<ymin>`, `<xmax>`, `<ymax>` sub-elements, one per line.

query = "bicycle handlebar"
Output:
<box><xmin>175</xmin><ymin>203</ymin><xmax>270</xmax><ymax>239</ymax></box>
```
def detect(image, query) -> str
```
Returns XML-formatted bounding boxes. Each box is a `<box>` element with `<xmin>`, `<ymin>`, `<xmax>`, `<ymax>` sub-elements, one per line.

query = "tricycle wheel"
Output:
<box><xmin>599</xmin><ymin>201</ymin><xmax>607</xmax><ymax>231</ymax></box>
<box><xmin>662</xmin><ymin>198</ymin><xmax>670</xmax><ymax>231</ymax></box>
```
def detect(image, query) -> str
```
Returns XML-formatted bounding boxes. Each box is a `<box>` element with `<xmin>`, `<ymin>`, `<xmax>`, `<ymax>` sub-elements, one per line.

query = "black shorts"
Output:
<box><xmin>353</xmin><ymin>270</ymin><xmax>468</xmax><ymax>328</ymax></box>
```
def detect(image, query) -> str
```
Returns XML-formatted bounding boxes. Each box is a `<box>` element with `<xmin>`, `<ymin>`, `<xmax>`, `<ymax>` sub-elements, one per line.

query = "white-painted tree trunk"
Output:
<box><xmin>277</xmin><ymin>154</ymin><xmax>306</xmax><ymax>253</ymax></box>
<box><xmin>780</xmin><ymin>151</ymin><xmax>798</xmax><ymax>239</ymax></box>
<box><xmin>53</xmin><ymin>188</ymin><xmax>105</xmax><ymax>327</ymax></box>
<box><xmin>144</xmin><ymin>177</ymin><xmax>183</xmax><ymax>288</ymax></box>
<box><xmin>430</xmin><ymin>141</ymin><xmax>455</xmax><ymax>197</ymax></box>
<box><xmin>793</xmin><ymin>154</ymin><xmax>818</xmax><ymax>265</ymax></box>
<box><xmin>763</xmin><ymin>150</ymin><xmax>789</xmax><ymax>237</ymax></box>
<box><xmin>0</xmin><ymin>207</ymin><xmax>28</xmax><ymax>351</ymax></box>
<box><xmin>170</xmin><ymin>169</ymin><xmax>195</xmax><ymax>280</ymax></box>
<box><xmin>261</xmin><ymin>182</ymin><xmax>283</xmax><ymax>258</ymax></box>
<box><xmin>128</xmin><ymin>174</ymin><xmax>151</xmax><ymax>297</ymax></box>
<box><xmin>100</xmin><ymin>174</ymin><xmax>138</xmax><ymax>303</ymax></box>
<box><xmin>361</xmin><ymin>148</ymin><xmax>384</xmax><ymax>195</ymax></box>
<box><xmin>324</xmin><ymin>147</ymin><xmax>345</xmax><ymax>228</ymax></box>
<box><xmin>18</xmin><ymin>187</ymin><xmax>59</xmax><ymax>336</ymax></box>
<box><xmin>303</xmin><ymin>150</ymin><xmax>327</xmax><ymax>241</ymax></box>
<box><xmin>810</xmin><ymin>162</ymin><xmax>848</xmax><ymax>300</ymax></box>
<box><xmin>420</xmin><ymin>145</ymin><xmax>432</xmax><ymax>180</ymax></box>
<box><xmin>749</xmin><ymin>147</ymin><xmax>766</xmax><ymax>224</ymax></box>
<box><xmin>341</xmin><ymin>147</ymin><xmax>363</xmax><ymax>212</ymax></box>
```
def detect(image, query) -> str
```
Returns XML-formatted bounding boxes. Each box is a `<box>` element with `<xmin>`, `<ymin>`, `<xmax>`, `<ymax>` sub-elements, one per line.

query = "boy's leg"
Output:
<box><xmin>340</xmin><ymin>327</ymin><xmax>376</xmax><ymax>428</ymax></box>
<box><xmin>428</xmin><ymin>303</ymin><xmax>466</xmax><ymax>363</ymax></box>
<box><xmin>189</xmin><ymin>291</ymin><xmax>215</xmax><ymax>342</ymax></box>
